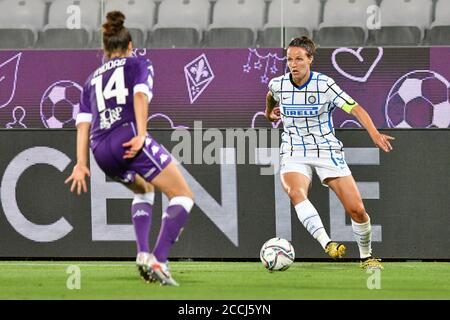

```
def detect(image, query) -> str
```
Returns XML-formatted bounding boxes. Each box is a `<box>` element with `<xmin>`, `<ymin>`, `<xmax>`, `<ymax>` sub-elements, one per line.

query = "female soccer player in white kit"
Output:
<box><xmin>266</xmin><ymin>37</ymin><xmax>394</xmax><ymax>269</ymax></box>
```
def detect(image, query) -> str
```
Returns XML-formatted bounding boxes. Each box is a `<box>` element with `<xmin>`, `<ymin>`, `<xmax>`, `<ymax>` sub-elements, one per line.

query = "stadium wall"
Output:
<box><xmin>0</xmin><ymin>129</ymin><xmax>448</xmax><ymax>259</ymax></box>
<box><xmin>0</xmin><ymin>47</ymin><xmax>449</xmax><ymax>129</ymax></box>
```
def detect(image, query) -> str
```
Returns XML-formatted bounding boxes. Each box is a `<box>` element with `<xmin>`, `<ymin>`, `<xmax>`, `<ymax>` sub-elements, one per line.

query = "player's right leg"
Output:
<box><xmin>280</xmin><ymin>170</ymin><xmax>344</xmax><ymax>259</ymax></box>
<box><xmin>115</xmin><ymin>129</ymin><xmax>193</xmax><ymax>286</ymax></box>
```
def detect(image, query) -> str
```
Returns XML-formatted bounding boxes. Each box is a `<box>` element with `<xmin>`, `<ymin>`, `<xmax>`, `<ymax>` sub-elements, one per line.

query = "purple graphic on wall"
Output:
<box><xmin>40</xmin><ymin>80</ymin><xmax>82</xmax><ymax>128</ymax></box>
<box><xmin>148</xmin><ymin>113</ymin><xmax>188</xmax><ymax>129</ymax></box>
<box><xmin>0</xmin><ymin>48</ymin><xmax>449</xmax><ymax>129</ymax></box>
<box><xmin>184</xmin><ymin>53</ymin><xmax>214</xmax><ymax>104</ymax></box>
<box><xmin>0</xmin><ymin>53</ymin><xmax>21</xmax><ymax>109</ymax></box>
<box><xmin>5</xmin><ymin>106</ymin><xmax>27</xmax><ymax>128</ymax></box>
<box><xmin>385</xmin><ymin>70</ymin><xmax>450</xmax><ymax>128</ymax></box>
<box><xmin>243</xmin><ymin>48</ymin><xmax>285</xmax><ymax>84</ymax></box>
<box><xmin>332</xmin><ymin>47</ymin><xmax>383</xmax><ymax>83</ymax></box>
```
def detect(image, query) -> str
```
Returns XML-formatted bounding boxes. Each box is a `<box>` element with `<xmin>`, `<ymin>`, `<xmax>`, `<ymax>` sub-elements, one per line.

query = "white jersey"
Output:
<box><xmin>268</xmin><ymin>71</ymin><xmax>357</xmax><ymax>158</ymax></box>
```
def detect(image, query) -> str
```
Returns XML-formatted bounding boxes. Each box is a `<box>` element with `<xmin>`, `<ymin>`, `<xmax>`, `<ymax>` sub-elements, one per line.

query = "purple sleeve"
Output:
<box><xmin>76</xmin><ymin>83</ymin><xmax>93</xmax><ymax>125</ymax></box>
<box><xmin>133</xmin><ymin>59</ymin><xmax>154</xmax><ymax>101</ymax></box>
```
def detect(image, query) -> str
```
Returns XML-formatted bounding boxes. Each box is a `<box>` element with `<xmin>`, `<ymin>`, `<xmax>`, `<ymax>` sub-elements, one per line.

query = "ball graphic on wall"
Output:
<box><xmin>384</xmin><ymin>70</ymin><xmax>450</xmax><ymax>128</ymax></box>
<box><xmin>40</xmin><ymin>81</ymin><xmax>82</xmax><ymax>128</ymax></box>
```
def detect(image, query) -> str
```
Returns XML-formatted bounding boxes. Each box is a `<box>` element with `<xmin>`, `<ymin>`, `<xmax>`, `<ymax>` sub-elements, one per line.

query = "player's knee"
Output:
<box><xmin>168</xmin><ymin>186</ymin><xmax>194</xmax><ymax>201</ymax></box>
<box><xmin>143</xmin><ymin>182</ymin><xmax>154</xmax><ymax>193</ymax></box>
<box><xmin>184</xmin><ymin>188</ymin><xmax>194</xmax><ymax>201</ymax></box>
<box><xmin>347</xmin><ymin>203</ymin><xmax>366</xmax><ymax>221</ymax></box>
<box><xmin>287</xmin><ymin>188</ymin><xmax>307</xmax><ymax>203</ymax></box>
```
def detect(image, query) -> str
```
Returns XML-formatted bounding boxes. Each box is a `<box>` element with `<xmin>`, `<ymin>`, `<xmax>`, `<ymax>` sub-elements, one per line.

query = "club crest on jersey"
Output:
<box><xmin>100</xmin><ymin>106</ymin><xmax>123</xmax><ymax>129</ymax></box>
<box><xmin>308</xmin><ymin>95</ymin><xmax>317</xmax><ymax>104</ymax></box>
<box><xmin>282</xmin><ymin>106</ymin><xmax>319</xmax><ymax>117</ymax></box>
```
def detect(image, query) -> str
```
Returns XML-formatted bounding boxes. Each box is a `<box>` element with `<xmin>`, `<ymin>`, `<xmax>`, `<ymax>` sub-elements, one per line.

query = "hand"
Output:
<box><xmin>267</xmin><ymin>107</ymin><xmax>281</xmax><ymax>122</ymax></box>
<box><xmin>372</xmin><ymin>133</ymin><xmax>395</xmax><ymax>152</ymax></box>
<box><xmin>65</xmin><ymin>164</ymin><xmax>90</xmax><ymax>195</ymax></box>
<box><xmin>122</xmin><ymin>135</ymin><xmax>146</xmax><ymax>159</ymax></box>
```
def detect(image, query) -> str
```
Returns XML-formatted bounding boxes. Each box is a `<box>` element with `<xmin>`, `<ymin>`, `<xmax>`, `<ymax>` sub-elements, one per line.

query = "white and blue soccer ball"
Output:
<box><xmin>385</xmin><ymin>70</ymin><xmax>450</xmax><ymax>128</ymax></box>
<box><xmin>40</xmin><ymin>80</ymin><xmax>82</xmax><ymax>128</ymax></box>
<box><xmin>260</xmin><ymin>237</ymin><xmax>295</xmax><ymax>271</ymax></box>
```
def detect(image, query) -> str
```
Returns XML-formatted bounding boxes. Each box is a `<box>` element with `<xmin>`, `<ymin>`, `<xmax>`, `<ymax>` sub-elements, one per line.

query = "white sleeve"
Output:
<box><xmin>324</xmin><ymin>76</ymin><xmax>357</xmax><ymax>114</ymax></box>
<box><xmin>75</xmin><ymin>112</ymin><xmax>92</xmax><ymax>125</ymax></box>
<box><xmin>133</xmin><ymin>84</ymin><xmax>153</xmax><ymax>102</ymax></box>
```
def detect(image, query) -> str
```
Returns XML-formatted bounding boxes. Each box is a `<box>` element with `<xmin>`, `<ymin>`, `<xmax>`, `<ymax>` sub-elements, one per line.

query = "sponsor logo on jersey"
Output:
<box><xmin>282</xmin><ymin>106</ymin><xmax>319</xmax><ymax>117</ymax></box>
<box><xmin>99</xmin><ymin>106</ymin><xmax>123</xmax><ymax>129</ymax></box>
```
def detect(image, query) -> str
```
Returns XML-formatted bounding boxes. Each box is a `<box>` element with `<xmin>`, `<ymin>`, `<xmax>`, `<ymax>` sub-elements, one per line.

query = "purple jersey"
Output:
<box><xmin>77</xmin><ymin>56</ymin><xmax>171</xmax><ymax>183</ymax></box>
<box><xmin>76</xmin><ymin>56</ymin><xmax>154</xmax><ymax>150</ymax></box>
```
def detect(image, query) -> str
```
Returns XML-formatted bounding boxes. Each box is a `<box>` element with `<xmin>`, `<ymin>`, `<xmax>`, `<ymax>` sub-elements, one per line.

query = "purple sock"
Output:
<box><xmin>131</xmin><ymin>194</ymin><xmax>154</xmax><ymax>253</ymax></box>
<box><xmin>153</xmin><ymin>197</ymin><xmax>193</xmax><ymax>262</ymax></box>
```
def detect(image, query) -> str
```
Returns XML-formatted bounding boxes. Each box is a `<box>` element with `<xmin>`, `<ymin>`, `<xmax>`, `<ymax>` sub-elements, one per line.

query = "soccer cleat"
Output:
<box><xmin>360</xmin><ymin>257</ymin><xmax>384</xmax><ymax>270</ymax></box>
<box><xmin>147</xmin><ymin>254</ymin><xmax>179</xmax><ymax>287</ymax></box>
<box><xmin>136</xmin><ymin>252</ymin><xmax>156</xmax><ymax>283</ymax></box>
<box><xmin>325</xmin><ymin>241</ymin><xmax>346</xmax><ymax>259</ymax></box>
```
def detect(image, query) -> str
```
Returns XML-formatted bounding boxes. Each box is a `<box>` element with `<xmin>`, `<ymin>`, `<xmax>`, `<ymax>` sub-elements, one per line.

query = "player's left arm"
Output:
<box><xmin>326</xmin><ymin>77</ymin><xmax>395</xmax><ymax>153</ymax></box>
<box><xmin>350</xmin><ymin>104</ymin><xmax>395</xmax><ymax>153</ymax></box>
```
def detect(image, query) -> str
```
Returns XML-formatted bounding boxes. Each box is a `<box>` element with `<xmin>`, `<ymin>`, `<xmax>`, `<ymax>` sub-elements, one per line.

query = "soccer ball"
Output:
<box><xmin>260</xmin><ymin>237</ymin><xmax>295</xmax><ymax>271</ymax></box>
<box><xmin>384</xmin><ymin>70</ymin><xmax>450</xmax><ymax>128</ymax></box>
<box><xmin>40</xmin><ymin>80</ymin><xmax>82</xmax><ymax>128</ymax></box>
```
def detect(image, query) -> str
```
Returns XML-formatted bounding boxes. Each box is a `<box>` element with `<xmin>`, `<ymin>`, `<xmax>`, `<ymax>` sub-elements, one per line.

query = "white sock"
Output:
<box><xmin>351</xmin><ymin>217</ymin><xmax>372</xmax><ymax>259</ymax></box>
<box><xmin>132</xmin><ymin>192</ymin><xmax>155</xmax><ymax>205</ymax></box>
<box><xmin>295</xmin><ymin>199</ymin><xmax>331</xmax><ymax>249</ymax></box>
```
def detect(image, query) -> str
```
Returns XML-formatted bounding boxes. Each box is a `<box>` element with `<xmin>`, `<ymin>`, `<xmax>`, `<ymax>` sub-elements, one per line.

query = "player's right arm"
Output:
<box><xmin>265</xmin><ymin>92</ymin><xmax>280</xmax><ymax>122</ymax></box>
<box><xmin>65</xmin><ymin>83</ymin><xmax>92</xmax><ymax>195</ymax></box>
<box><xmin>122</xmin><ymin>59</ymin><xmax>154</xmax><ymax>159</ymax></box>
<box><xmin>265</xmin><ymin>78</ymin><xmax>281</xmax><ymax>122</ymax></box>
<box><xmin>122</xmin><ymin>92</ymin><xmax>148</xmax><ymax>159</ymax></box>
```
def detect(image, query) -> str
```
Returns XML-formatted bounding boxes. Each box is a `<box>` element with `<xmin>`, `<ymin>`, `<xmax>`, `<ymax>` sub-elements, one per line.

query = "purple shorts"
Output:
<box><xmin>92</xmin><ymin>122</ymin><xmax>172</xmax><ymax>184</ymax></box>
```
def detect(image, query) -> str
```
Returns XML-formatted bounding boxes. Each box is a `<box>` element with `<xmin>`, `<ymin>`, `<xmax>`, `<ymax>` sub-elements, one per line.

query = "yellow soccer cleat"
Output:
<box><xmin>360</xmin><ymin>257</ymin><xmax>384</xmax><ymax>270</ymax></box>
<box><xmin>325</xmin><ymin>242</ymin><xmax>346</xmax><ymax>259</ymax></box>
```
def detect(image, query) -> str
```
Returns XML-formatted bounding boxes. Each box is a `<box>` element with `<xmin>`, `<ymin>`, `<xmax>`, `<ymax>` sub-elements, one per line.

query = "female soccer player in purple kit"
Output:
<box><xmin>65</xmin><ymin>11</ymin><xmax>194</xmax><ymax>286</ymax></box>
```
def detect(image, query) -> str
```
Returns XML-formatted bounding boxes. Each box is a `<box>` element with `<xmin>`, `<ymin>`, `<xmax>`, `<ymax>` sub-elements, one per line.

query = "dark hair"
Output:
<box><xmin>102</xmin><ymin>11</ymin><xmax>132</xmax><ymax>56</ymax></box>
<box><xmin>288</xmin><ymin>36</ymin><xmax>316</xmax><ymax>58</ymax></box>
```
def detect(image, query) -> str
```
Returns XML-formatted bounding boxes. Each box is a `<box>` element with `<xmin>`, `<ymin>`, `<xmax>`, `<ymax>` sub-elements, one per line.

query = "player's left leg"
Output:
<box><xmin>127</xmin><ymin>175</ymin><xmax>155</xmax><ymax>254</ymax></box>
<box><xmin>325</xmin><ymin>175</ymin><xmax>383</xmax><ymax>269</ymax></box>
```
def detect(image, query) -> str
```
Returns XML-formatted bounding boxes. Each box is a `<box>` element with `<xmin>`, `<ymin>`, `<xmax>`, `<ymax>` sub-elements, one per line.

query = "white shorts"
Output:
<box><xmin>279</xmin><ymin>150</ymin><xmax>352</xmax><ymax>187</ymax></box>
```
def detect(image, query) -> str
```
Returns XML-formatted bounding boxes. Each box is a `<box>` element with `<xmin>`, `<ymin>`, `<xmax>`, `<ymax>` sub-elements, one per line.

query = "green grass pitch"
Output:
<box><xmin>0</xmin><ymin>261</ymin><xmax>449</xmax><ymax>299</ymax></box>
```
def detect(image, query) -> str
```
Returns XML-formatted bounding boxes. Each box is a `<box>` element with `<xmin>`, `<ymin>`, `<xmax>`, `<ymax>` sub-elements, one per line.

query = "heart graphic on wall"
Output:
<box><xmin>332</xmin><ymin>48</ymin><xmax>383</xmax><ymax>83</ymax></box>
